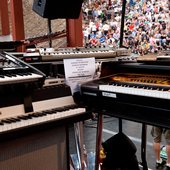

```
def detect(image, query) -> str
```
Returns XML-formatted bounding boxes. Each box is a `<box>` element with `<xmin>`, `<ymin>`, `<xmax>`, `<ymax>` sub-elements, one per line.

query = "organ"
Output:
<box><xmin>0</xmin><ymin>84</ymin><xmax>91</xmax><ymax>138</ymax></box>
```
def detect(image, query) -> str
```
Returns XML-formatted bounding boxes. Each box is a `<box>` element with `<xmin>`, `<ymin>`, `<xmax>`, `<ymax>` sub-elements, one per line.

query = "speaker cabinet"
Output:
<box><xmin>32</xmin><ymin>0</ymin><xmax>83</xmax><ymax>19</ymax></box>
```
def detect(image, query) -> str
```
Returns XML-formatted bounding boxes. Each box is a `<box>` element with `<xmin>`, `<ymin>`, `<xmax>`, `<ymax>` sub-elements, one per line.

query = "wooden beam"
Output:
<box><xmin>10</xmin><ymin>0</ymin><xmax>25</xmax><ymax>41</ymax></box>
<box><xmin>66</xmin><ymin>12</ymin><xmax>83</xmax><ymax>47</ymax></box>
<box><xmin>0</xmin><ymin>0</ymin><xmax>10</xmax><ymax>35</ymax></box>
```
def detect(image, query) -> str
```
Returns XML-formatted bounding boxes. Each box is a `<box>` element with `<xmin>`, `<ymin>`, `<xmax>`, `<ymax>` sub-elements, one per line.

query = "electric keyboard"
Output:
<box><xmin>0</xmin><ymin>51</ymin><xmax>45</xmax><ymax>88</ymax></box>
<box><xmin>10</xmin><ymin>47</ymin><xmax>133</xmax><ymax>62</ymax></box>
<box><xmin>79</xmin><ymin>62</ymin><xmax>170</xmax><ymax>128</ymax></box>
<box><xmin>0</xmin><ymin>84</ymin><xmax>92</xmax><ymax>141</ymax></box>
<box><xmin>39</xmin><ymin>46</ymin><xmax>117</xmax><ymax>61</ymax></box>
<box><xmin>99</xmin><ymin>73</ymin><xmax>170</xmax><ymax>100</ymax></box>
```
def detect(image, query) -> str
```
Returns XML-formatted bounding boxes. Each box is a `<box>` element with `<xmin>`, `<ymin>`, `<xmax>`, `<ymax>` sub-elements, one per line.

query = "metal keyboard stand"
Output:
<box><xmin>94</xmin><ymin>114</ymin><xmax>149</xmax><ymax>170</ymax></box>
<box><xmin>141</xmin><ymin>123</ymin><xmax>148</xmax><ymax>170</ymax></box>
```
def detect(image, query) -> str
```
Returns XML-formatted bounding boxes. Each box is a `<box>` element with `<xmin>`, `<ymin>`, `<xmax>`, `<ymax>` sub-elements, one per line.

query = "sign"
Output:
<box><xmin>64</xmin><ymin>58</ymin><xmax>95</xmax><ymax>94</ymax></box>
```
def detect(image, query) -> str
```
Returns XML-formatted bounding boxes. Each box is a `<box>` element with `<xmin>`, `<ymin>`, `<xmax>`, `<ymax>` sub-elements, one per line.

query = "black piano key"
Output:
<box><xmin>0</xmin><ymin>75</ymin><xmax>5</xmax><ymax>78</ymax></box>
<box><xmin>17</xmin><ymin>73</ymin><xmax>25</xmax><ymax>76</ymax></box>
<box><xmin>64</xmin><ymin>105</ymin><xmax>75</xmax><ymax>110</ymax></box>
<box><xmin>54</xmin><ymin>107</ymin><xmax>66</xmax><ymax>112</ymax></box>
<box><xmin>30</xmin><ymin>113</ymin><xmax>40</xmax><ymax>117</ymax></box>
<box><xmin>40</xmin><ymin>111</ymin><xmax>48</xmax><ymax>115</ymax></box>
<box><xmin>32</xmin><ymin>112</ymin><xmax>45</xmax><ymax>117</ymax></box>
<box><xmin>21</xmin><ymin>72</ymin><xmax>32</xmax><ymax>76</ymax></box>
<box><xmin>69</xmin><ymin>104</ymin><xmax>78</xmax><ymax>109</ymax></box>
<box><xmin>5</xmin><ymin>118</ymin><xmax>18</xmax><ymax>123</ymax></box>
<box><xmin>26</xmin><ymin>114</ymin><xmax>33</xmax><ymax>119</ymax></box>
<box><xmin>1</xmin><ymin>119</ymin><xmax>13</xmax><ymax>124</ymax></box>
<box><xmin>72</xmin><ymin>105</ymin><xmax>78</xmax><ymax>109</ymax></box>
<box><xmin>10</xmin><ymin>117</ymin><xmax>21</xmax><ymax>122</ymax></box>
<box><xmin>43</xmin><ymin>110</ymin><xmax>56</xmax><ymax>114</ymax></box>
<box><xmin>5</xmin><ymin>74</ymin><xmax>13</xmax><ymax>78</ymax></box>
<box><xmin>26</xmin><ymin>72</ymin><xmax>33</xmax><ymax>75</ymax></box>
<box><xmin>0</xmin><ymin>121</ymin><xmax>4</xmax><ymax>125</ymax></box>
<box><xmin>23</xmin><ymin>72</ymin><xmax>31</xmax><ymax>76</ymax></box>
<box><xmin>10</xmin><ymin>73</ymin><xmax>17</xmax><ymax>77</ymax></box>
<box><xmin>17</xmin><ymin>115</ymin><xmax>32</xmax><ymax>120</ymax></box>
<box><xmin>17</xmin><ymin>115</ymin><xmax>28</xmax><ymax>120</ymax></box>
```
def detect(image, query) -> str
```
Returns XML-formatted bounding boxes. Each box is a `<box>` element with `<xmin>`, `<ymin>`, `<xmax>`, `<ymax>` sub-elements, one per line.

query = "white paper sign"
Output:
<box><xmin>64</xmin><ymin>58</ymin><xmax>95</xmax><ymax>94</ymax></box>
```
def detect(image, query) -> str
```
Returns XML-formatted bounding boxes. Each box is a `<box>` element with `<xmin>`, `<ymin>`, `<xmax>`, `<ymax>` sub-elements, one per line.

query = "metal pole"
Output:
<box><xmin>47</xmin><ymin>19</ymin><xmax>52</xmax><ymax>47</ymax></box>
<box><xmin>74</xmin><ymin>123</ymin><xmax>82</xmax><ymax>170</ymax></box>
<box><xmin>141</xmin><ymin>123</ymin><xmax>148</xmax><ymax>170</ymax></box>
<box><xmin>119</xmin><ymin>0</ymin><xmax>127</xmax><ymax>47</ymax></box>
<box><xmin>95</xmin><ymin>113</ymin><xmax>103</xmax><ymax>170</ymax></box>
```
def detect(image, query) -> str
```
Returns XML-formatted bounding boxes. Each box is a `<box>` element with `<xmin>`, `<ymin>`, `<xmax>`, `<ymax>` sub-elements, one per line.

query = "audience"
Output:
<box><xmin>82</xmin><ymin>0</ymin><xmax>170</xmax><ymax>55</ymax></box>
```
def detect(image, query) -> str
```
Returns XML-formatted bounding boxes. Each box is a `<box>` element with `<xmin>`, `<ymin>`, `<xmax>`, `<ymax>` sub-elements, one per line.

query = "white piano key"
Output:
<box><xmin>0</xmin><ymin>73</ymin><xmax>43</xmax><ymax>85</ymax></box>
<box><xmin>99</xmin><ymin>85</ymin><xmax>170</xmax><ymax>100</ymax></box>
<box><xmin>0</xmin><ymin>106</ymin><xmax>86</xmax><ymax>133</ymax></box>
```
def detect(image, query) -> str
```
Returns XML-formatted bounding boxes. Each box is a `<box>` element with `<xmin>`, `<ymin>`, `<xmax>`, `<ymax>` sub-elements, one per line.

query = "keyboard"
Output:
<box><xmin>0</xmin><ymin>51</ymin><xmax>45</xmax><ymax>87</ymax></box>
<box><xmin>0</xmin><ymin>103</ymin><xmax>86</xmax><ymax>133</ymax></box>
<box><xmin>40</xmin><ymin>47</ymin><xmax>117</xmax><ymax>61</ymax></box>
<box><xmin>99</xmin><ymin>73</ymin><xmax>170</xmax><ymax>100</ymax></box>
<box><xmin>0</xmin><ymin>72</ymin><xmax>43</xmax><ymax>85</ymax></box>
<box><xmin>0</xmin><ymin>84</ymin><xmax>92</xmax><ymax>139</ymax></box>
<box><xmin>79</xmin><ymin>63</ymin><xmax>170</xmax><ymax>128</ymax></box>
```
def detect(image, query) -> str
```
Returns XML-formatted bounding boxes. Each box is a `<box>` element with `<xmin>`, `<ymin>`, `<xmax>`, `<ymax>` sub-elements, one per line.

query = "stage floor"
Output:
<box><xmin>69</xmin><ymin>115</ymin><xmax>167</xmax><ymax>170</ymax></box>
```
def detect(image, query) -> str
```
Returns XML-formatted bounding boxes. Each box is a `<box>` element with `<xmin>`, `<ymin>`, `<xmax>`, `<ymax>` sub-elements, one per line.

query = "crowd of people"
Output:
<box><xmin>82</xmin><ymin>0</ymin><xmax>170</xmax><ymax>55</ymax></box>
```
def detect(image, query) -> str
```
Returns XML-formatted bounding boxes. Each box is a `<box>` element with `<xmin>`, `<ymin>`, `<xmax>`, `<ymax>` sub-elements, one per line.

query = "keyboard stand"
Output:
<box><xmin>95</xmin><ymin>113</ymin><xmax>103</xmax><ymax>170</ymax></box>
<box><xmin>94</xmin><ymin>113</ymin><xmax>149</xmax><ymax>170</ymax></box>
<box><xmin>141</xmin><ymin>123</ymin><xmax>148</xmax><ymax>170</ymax></box>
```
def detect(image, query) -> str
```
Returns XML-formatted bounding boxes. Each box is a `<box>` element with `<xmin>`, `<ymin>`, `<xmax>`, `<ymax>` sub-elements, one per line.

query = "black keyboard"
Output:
<box><xmin>0</xmin><ymin>51</ymin><xmax>45</xmax><ymax>88</ymax></box>
<box><xmin>79</xmin><ymin>62</ymin><xmax>170</xmax><ymax>128</ymax></box>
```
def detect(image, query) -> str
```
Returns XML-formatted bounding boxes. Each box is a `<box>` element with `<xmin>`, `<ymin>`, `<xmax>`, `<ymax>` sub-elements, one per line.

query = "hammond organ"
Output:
<box><xmin>0</xmin><ymin>83</ymin><xmax>92</xmax><ymax>170</ymax></box>
<box><xmin>0</xmin><ymin>84</ymin><xmax>91</xmax><ymax>136</ymax></box>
